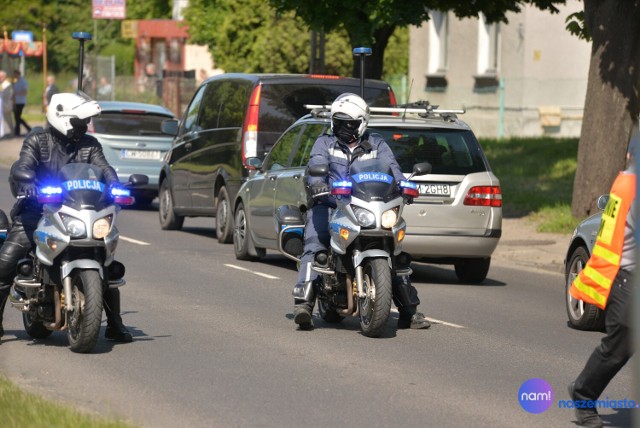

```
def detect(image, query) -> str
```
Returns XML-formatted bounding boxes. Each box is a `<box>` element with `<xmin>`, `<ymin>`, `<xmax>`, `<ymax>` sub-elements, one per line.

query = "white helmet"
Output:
<box><xmin>330</xmin><ymin>93</ymin><xmax>370</xmax><ymax>143</ymax></box>
<box><xmin>47</xmin><ymin>91</ymin><xmax>101</xmax><ymax>140</ymax></box>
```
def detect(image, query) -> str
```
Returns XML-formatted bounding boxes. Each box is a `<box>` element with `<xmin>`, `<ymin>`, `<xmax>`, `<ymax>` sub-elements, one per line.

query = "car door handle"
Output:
<box><xmin>269</xmin><ymin>175</ymin><xmax>277</xmax><ymax>181</ymax></box>
<box><xmin>293</xmin><ymin>174</ymin><xmax>301</xmax><ymax>180</ymax></box>
<box><xmin>185</xmin><ymin>142</ymin><xmax>192</xmax><ymax>151</ymax></box>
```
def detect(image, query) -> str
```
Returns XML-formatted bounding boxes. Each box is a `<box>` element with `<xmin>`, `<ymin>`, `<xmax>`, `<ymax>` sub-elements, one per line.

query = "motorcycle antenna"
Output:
<box><xmin>72</xmin><ymin>32</ymin><xmax>92</xmax><ymax>92</ymax></box>
<box><xmin>353</xmin><ymin>47</ymin><xmax>372</xmax><ymax>98</ymax></box>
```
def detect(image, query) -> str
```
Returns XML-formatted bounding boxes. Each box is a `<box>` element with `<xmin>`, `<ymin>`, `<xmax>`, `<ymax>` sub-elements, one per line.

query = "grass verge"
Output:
<box><xmin>480</xmin><ymin>136</ymin><xmax>582</xmax><ymax>234</ymax></box>
<box><xmin>0</xmin><ymin>374</ymin><xmax>134</xmax><ymax>427</ymax></box>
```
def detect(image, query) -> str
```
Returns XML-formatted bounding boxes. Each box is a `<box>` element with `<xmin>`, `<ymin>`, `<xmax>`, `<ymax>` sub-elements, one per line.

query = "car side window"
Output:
<box><xmin>199</xmin><ymin>80</ymin><xmax>250</xmax><ymax>130</ymax></box>
<box><xmin>265</xmin><ymin>126</ymin><xmax>303</xmax><ymax>171</ymax></box>
<box><xmin>182</xmin><ymin>84</ymin><xmax>206</xmax><ymax>134</ymax></box>
<box><xmin>291</xmin><ymin>124</ymin><xmax>327</xmax><ymax>167</ymax></box>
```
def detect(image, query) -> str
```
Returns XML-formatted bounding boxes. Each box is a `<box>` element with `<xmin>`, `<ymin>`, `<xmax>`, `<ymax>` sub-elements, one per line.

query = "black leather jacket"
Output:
<box><xmin>10</xmin><ymin>126</ymin><xmax>119</xmax><ymax>216</ymax></box>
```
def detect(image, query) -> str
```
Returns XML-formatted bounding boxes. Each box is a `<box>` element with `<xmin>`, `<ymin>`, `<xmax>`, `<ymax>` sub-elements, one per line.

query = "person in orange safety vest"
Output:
<box><xmin>568</xmin><ymin>129</ymin><xmax>637</xmax><ymax>428</ymax></box>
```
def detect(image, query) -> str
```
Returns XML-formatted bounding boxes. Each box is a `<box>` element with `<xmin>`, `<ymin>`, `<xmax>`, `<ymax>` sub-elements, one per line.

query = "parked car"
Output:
<box><xmin>158</xmin><ymin>73</ymin><xmax>396</xmax><ymax>243</ymax></box>
<box><xmin>88</xmin><ymin>101</ymin><xmax>177</xmax><ymax>207</ymax></box>
<box><xmin>232</xmin><ymin>102</ymin><xmax>502</xmax><ymax>283</ymax></box>
<box><xmin>564</xmin><ymin>196</ymin><xmax>607</xmax><ymax>331</ymax></box>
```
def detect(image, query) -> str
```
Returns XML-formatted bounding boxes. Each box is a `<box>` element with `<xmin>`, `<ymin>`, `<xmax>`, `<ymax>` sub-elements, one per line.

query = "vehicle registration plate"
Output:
<box><xmin>419</xmin><ymin>183</ymin><xmax>451</xmax><ymax>197</ymax></box>
<box><xmin>121</xmin><ymin>149</ymin><xmax>162</xmax><ymax>160</ymax></box>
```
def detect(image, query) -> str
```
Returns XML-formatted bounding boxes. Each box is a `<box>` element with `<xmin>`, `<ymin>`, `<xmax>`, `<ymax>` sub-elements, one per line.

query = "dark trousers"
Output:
<box><xmin>573</xmin><ymin>270</ymin><xmax>634</xmax><ymax>401</ymax></box>
<box><xmin>13</xmin><ymin>104</ymin><xmax>31</xmax><ymax>136</ymax></box>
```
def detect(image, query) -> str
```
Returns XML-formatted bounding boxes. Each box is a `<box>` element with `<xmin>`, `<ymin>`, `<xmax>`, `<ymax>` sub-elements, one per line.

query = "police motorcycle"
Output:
<box><xmin>5</xmin><ymin>163</ymin><xmax>146</xmax><ymax>353</ymax></box>
<box><xmin>278</xmin><ymin>159</ymin><xmax>430</xmax><ymax>337</ymax></box>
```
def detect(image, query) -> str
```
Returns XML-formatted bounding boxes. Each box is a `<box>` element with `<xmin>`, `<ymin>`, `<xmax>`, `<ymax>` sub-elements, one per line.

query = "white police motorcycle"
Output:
<box><xmin>278</xmin><ymin>159</ymin><xmax>429</xmax><ymax>337</ymax></box>
<box><xmin>5</xmin><ymin>163</ymin><xmax>144</xmax><ymax>353</ymax></box>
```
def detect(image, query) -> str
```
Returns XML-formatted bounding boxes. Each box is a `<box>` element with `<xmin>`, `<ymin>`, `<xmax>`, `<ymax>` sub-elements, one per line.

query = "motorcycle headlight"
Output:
<box><xmin>353</xmin><ymin>207</ymin><xmax>376</xmax><ymax>228</ymax></box>
<box><xmin>381</xmin><ymin>208</ymin><xmax>399</xmax><ymax>229</ymax></box>
<box><xmin>61</xmin><ymin>214</ymin><xmax>86</xmax><ymax>238</ymax></box>
<box><xmin>93</xmin><ymin>216</ymin><xmax>113</xmax><ymax>239</ymax></box>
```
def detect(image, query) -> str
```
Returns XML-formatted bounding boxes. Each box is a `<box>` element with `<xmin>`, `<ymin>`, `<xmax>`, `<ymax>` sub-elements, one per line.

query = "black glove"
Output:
<box><xmin>402</xmin><ymin>195</ymin><xmax>414</xmax><ymax>205</ymax></box>
<box><xmin>19</xmin><ymin>182</ymin><xmax>37</xmax><ymax>199</ymax></box>
<box><xmin>309</xmin><ymin>184</ymin><xmax>329</xmax><ymax>198</ymax></box>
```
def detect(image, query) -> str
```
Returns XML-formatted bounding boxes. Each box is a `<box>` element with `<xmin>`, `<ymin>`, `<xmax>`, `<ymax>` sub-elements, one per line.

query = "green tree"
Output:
<box><xmin>269</xmin><ymin>0</ymin><xmax>564</xmax><ymax>79</ymax></box>
<box><xmin>184</xmin><ymin>0</ymin><xmax>355</xmax><ymax>75</ymax></box>
<box><xmin>0</xmin><ymin>0</ymin><xmax>170</xmax><ymax>75</ymax></box>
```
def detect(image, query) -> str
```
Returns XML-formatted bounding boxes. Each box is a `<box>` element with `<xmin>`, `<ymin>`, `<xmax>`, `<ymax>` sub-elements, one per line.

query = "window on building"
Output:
<box><xmin>475</xmin><ymin>14</ymin><xmax>500</xmax><ymax>91</ymax></box>
<box><xmin>425</xmin><ymin>10</ymin><xmax>448</xmax><ymax>91</ymax></box>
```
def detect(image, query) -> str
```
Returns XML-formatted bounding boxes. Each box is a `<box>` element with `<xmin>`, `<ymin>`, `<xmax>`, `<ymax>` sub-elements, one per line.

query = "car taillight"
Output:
<box><xmin>242</xmin><ymin>84</ymin><xmax>261</xmax><ymax>169</ymax></box>
<box><xmin>388</xmin><ymin>88</ymin><xmax>397</xmax><ymax>107</ymax></box>
<box><xmin>464</xmin><ymin>186</ymin><xmax>502</xmax><ymax>207</ymax></box>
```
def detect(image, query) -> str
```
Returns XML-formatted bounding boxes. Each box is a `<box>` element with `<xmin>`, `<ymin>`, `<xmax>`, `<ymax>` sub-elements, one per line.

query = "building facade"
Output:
<box><xmin>408</xmin><ymin>1</ymin><xmax>590</xmax><ymax>138</ymax></box>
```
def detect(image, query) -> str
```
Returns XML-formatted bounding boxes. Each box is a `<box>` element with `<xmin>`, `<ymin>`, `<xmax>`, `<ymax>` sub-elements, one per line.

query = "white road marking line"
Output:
<box><xmin>225</xmin><ymin>264</ymin><xmax>280</xmax><ymax>280</ymax></box>
<box><xmin>119</xmin><ymin>236</ymin><xmax>151</xmax><ymax>246</ymax></box>
<box><xmin>391</xmin><ymin>308</ymin><xmax>465</xmax><ymax>328</ymax></box>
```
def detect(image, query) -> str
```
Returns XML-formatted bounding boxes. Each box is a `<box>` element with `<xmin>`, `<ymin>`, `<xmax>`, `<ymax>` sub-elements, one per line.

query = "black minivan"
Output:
<box><xmin>158</xmin><ymin>73</ymin><xmax>396</xmax><ymax>243</ymax></box>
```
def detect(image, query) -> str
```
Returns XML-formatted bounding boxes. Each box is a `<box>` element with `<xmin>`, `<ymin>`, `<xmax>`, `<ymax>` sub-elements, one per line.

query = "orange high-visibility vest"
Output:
<box><xmin>570</xmin><ymin>171</ymin><xmax>636</xmax><ymax>309</ymax></box>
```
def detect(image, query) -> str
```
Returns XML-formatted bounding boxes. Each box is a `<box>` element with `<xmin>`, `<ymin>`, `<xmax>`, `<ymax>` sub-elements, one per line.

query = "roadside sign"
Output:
<box><xmin>92</xmin><ymin>0</ymin><xmax>126</xmax><ymax>20</ymax></box>
<box><xmin>12</xmin><ymin>31</ymin><xmax>33</xmax><ymax>42</ymax></box>
<box><xmin>121</xmin><ymin>20</ymin><xmax>138</xmax><ymax>38</ymax></box>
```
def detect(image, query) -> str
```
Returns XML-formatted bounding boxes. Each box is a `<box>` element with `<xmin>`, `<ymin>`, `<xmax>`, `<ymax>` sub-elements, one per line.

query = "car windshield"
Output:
<box><xmin>91</xmin><ymin>112</ymin><xmax>172</xmax><ymax>136</ymax></box>
<box><xmin>370</xmin><ymin>128</ymin><xmax>488</xmax><ymax>175</ymax></box>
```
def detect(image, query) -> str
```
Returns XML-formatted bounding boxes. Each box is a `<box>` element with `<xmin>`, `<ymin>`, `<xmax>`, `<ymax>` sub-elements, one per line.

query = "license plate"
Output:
<box><xmin>121</xmin><ymin>149</ymin><xmax>162</xmax><ymax>160</ymax></box>
<box><xmin>419</xmin><ymin>183</ymin><xmax>451</xmax><ymax>197</ymax></box>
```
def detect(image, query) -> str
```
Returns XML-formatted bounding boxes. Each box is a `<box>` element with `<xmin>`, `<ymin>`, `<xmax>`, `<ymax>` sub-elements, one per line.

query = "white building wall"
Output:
<box><xmin>409</xmin><ymin>1</ymin><xmax>590</xmax><ymax>138</ymax></box>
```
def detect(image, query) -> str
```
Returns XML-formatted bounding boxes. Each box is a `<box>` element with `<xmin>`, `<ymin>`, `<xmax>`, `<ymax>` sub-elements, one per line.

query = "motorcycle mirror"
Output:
<box><xmin>128</xmin><ymin>174</ymin><xmax>149</xmax><ymax>186</ymax></box>
<box><xmin>411</xmin><ymin>162</ymin><xmax>432</xmax><ymax>178</ymax></box>
<box><xmin>308</xmin><ymin>164</ymin><xmax>329</xmax><ymax>177</ymax></box>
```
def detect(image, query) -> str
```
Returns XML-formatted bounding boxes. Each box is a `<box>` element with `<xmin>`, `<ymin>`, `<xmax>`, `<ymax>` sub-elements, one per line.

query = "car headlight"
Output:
<box><xmin>381</xmin><ymin>208</ymin><xmax>399</xmax><ymax>229</ymax></box>
<box><xmin>93</xmin><ymin>216</ymin><xmax>113</xmax><ymax>239</ymax></box>
<box><xmin>61</xmin><ymin>214</ymin><xmax>87</xmax><ymax>238</ymax></box>
<box><xmin>353</xmin><ymin>207</ymin><xmax>376</xmax><ymax>228</ymax></box>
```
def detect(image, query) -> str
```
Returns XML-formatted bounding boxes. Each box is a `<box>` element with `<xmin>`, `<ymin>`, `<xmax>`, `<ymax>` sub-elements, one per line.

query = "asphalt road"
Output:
<box><xmin>0</xmin><ymin>165</ymin><xmax>634</xmax><ymax>428</ymax></box>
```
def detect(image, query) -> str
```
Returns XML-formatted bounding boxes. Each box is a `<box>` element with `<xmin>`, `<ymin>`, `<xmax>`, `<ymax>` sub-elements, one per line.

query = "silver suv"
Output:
<box><xmin>232</xmin><ymin>103</ymin><xmax>502</xmax><ymax>283</ymax></box>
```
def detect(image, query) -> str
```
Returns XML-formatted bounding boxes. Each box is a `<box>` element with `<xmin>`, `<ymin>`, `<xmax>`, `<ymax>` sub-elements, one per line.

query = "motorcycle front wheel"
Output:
<box><xmin>358</xmin><ymin>258</ymin><xmax>392</xmax><ymax>338</ymax></box>
<box><xmin>67</xmin><ymin>270</ymin><xmax>103</xmax><ymax>353</ymax></box>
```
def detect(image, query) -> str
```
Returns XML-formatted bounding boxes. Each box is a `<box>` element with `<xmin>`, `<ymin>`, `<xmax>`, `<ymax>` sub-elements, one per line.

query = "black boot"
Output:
<box><xmin>398</xmin><ymin>310</ymin><xmax>431</xmax><ymax>329</ymax></box>
<box><xmin>568</xmin><ymin>382</ymin><xmax>603</xmax><ymax>427</ymax></box>
<box><xmin>292</xmin><ymin>281</ymin><xmax>316</xmax><ymax>330</ymax></box>
<box><xmin>103</xmin><ymin>288</ymin><xmax>132</xmax><ymax>343</ymax></box>
<box><xmin>0</xmin><ymin>287</ymin><xmax>8</xmax><ymax>340</ymax></box>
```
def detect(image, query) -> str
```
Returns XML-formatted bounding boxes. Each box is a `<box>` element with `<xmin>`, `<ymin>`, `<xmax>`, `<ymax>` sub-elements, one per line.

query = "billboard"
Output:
<box><xmin>92</xmin><ymin>0</ymin><xmax>126</xmax><ymax>20</ymax></box>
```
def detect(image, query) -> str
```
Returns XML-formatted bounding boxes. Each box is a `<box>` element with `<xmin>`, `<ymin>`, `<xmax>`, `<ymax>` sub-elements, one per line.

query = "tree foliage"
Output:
<box><xmin>0</xmin><ymin>0</ymin><xmax>171</xmax><ymax>74</ymax></box>
<box><xmin>268</xmin><ymin>0</ymin><xmax>565</xmax><ymax>79</ymax></box>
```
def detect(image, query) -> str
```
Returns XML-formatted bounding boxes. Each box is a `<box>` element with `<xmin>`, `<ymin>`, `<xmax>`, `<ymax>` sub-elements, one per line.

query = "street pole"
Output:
<box><xmin>72</xmin><ymin>32</ymin><xmax>92</xmax><ymax>92</ymax></box>
<box><xmin>353</xmin><ymin>47</ymin><xmax>372</xmax><ymax>98</ymax></box>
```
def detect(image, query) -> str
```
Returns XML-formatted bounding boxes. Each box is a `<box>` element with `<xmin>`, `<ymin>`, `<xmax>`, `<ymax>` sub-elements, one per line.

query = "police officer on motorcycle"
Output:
<box><xmin>0</xmin><ymin>91</ymin><xmax>133</xmax><ymax>343</ymax></box>
<box><xmin>292</xmin><ymin>93</ymin><xmax>431</xmax><ymax>331</ymax></box>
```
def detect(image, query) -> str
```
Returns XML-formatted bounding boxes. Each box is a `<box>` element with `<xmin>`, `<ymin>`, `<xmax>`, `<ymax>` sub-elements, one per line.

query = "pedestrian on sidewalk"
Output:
<box><xmin>0</xmin><ymin>70</ymin><xmax>13</xmax><ymax>138</ymax></box>
<box><xmin>12</xmin><ymin>70</ymin><xmax>31</xmax><ymax>137</ymax></box>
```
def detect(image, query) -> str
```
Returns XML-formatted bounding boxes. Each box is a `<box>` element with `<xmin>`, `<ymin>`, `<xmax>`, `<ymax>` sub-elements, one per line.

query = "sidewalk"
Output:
<box><xmin>0</xmin><ymin>134</ymin><xmax>571</xmax><ymax>276</ymax></box>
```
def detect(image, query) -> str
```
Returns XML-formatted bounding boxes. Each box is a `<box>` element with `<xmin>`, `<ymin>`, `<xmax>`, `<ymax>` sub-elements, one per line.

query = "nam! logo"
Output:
<box><xmin>518</xmin><ymin>378</ymin><xmax>554</xmax><ymax>414</ymax></box>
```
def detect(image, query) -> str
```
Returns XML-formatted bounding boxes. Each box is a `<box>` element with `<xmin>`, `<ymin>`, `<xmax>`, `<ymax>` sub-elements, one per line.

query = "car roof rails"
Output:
<box><xmin>304</xmin><ymin>100</ymin><xmax>465</xmax><ymax>121</ymax></box>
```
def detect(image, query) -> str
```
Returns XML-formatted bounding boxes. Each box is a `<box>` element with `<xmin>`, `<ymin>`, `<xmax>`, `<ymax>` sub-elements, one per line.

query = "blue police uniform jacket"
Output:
<box><xmin>307</xmin><ymin>131</ymin><xmax>405</xmax><ymax>206</ymax></box>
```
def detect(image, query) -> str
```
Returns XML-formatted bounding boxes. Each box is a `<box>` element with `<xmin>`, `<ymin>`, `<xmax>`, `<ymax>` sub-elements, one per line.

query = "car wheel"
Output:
<box><xmin>216</xmin><ymin>186</ymin><xmax>234</xmax><ymax>244</ymax></box>
<box><xmin>158</xmin><ymin>180</ymin><xmax>184</xmax><ymax>230</ymax></box>
<box><xmin>233</xmin><ymin>202</ymin><xmax>265</xmax><ymax>260</ymax></box>
<box><xmin>565</xmin><ymin>246</ymin><xmax>604</xmax><ymax>331</ymax></box>
<box><xmin>454</xmin><ymin>257</ymin><xmax>490</xmax><ymax>283</ymax></box>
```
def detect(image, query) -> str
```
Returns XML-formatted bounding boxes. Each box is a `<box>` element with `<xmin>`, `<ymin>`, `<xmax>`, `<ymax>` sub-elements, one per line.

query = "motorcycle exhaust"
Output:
<box><xmin>338</xmin><ymin>276</ymin><xmax>357</xmax><ymax>316</ymax></box>
<box><xmin>45</xmin><ymin>288</ymin><xmax>62</xmax><ymax>330</ymax></box>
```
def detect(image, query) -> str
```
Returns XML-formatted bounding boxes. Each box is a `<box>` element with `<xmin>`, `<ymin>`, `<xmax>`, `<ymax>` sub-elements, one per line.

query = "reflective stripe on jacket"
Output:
<box><xmin>570</xmin><ymin>172</ymin><xmax>636</xmax><ymax>309</ymax></box>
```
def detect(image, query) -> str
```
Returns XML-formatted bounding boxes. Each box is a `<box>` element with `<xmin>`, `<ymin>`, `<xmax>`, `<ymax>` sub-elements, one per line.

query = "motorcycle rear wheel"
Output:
<box><xmin>359</xmin><ymin>258</ymin><xmax>392</xmax><ymax>338</ymax></box>
<box><xmin>67</xmin><ymin>270</ymin><xmax>103</xmax><ymax>353</ymax></box>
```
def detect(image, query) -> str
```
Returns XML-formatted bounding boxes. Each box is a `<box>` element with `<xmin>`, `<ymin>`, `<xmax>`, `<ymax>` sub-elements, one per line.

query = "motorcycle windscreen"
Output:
<box><xmin>348</xmin><ymin>159</ymin><xmax>399</xmax><ymax>203</ymax></box>
<box><xmin>57</xmin><ymin>163</ymin><xmax>111</xmax><ymax>210</ymax></box>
